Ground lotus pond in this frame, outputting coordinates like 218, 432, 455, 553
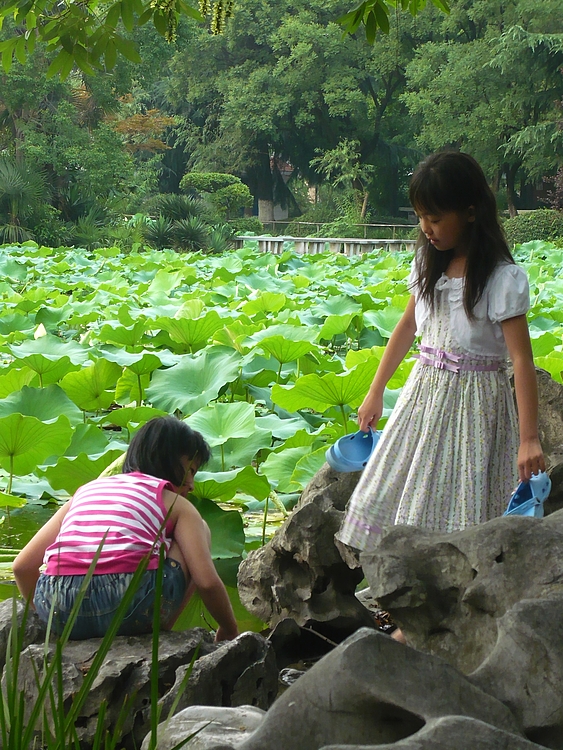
0, 238, 561, 628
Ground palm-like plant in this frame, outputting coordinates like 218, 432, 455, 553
143, 215, 175, 250
173, 216, 210, 252
153, 193, 207, 221
0, 158, 48, 243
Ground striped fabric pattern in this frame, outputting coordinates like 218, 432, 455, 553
337, 278, 519, 552
44, 472, 173, 575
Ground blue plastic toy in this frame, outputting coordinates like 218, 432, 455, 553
504, 471, 551, 518
325, 428, 381, 473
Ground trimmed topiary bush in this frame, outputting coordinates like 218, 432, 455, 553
503, 209, 563, 247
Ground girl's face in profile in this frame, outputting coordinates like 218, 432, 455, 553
417, 208, 474, 253
174, 456, 200, 497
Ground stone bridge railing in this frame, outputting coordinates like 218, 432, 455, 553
233, 235, 417, 256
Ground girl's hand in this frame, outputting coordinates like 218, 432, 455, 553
518, 437, 546, 482
215, 624, 239, 642
357, 390, 383, 433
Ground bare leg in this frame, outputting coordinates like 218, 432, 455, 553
162, 521, 212, 630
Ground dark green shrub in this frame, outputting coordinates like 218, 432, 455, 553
503, 209, 563, 246
229, 217, 264, 235
173, 217, 210, 251
152, 193, 207, 221
143, 215, 175, 250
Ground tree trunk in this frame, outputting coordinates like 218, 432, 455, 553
505, 163, 519, 218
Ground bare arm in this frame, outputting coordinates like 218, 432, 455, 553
501, 314, 545, 481
166, 494, 238, 640
358, 295, 417, 431
12, 501, 71, 604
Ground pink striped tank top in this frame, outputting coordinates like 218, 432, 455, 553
44, 472, 174, 575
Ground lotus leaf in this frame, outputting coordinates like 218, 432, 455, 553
0, 490, 26, 508
204, 428, 273, 472
0, 384, 83, 425
188, 495, 245, 559
97, 320, 148, 348
319, 314, 355, 340
530, 332, 562, 358
156, 310, 227, 353
363, 306, 405, 338
147, 269, 184, 294
271, 358, 379, 413
258, 336, 318, 366
260, 446, 312, 493
192, 466, 270, 502
311, 296, 362, 317
43, 449, 126, 494
101, 405, 168, 428
0, 413, 73, 482
255, 413, 313, 440
60, 359, 123, 411
187, 402, 257, 448
290, 446, 329, 491
241, 292, 287, 315
0, 367, 36, 398
146, 347, 242, 414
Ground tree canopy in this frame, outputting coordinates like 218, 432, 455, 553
0, 0, 449, 75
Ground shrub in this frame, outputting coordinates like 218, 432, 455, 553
503, 209, 563, 247
143, 215, 175, 250
173, 217, 210, 252
229, 217, 264, 235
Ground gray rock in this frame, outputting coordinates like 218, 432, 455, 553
8, 628, 278, 749
237, 464, 371, 630
234, 628, 520, 750
360, 510, 563, 746
320, 715, 545, 749
141, 705, 265, 750
0, 597, 45, 671
159, 631, 278, 717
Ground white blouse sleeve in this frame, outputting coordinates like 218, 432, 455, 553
488, 264, 530, 323
407, 252, 421, 293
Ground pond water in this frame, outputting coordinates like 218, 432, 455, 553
0, 503, 59, 601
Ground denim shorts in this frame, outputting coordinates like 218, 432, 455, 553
34, 558, 186, 640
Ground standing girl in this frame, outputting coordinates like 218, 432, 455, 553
13, 416, 239, 641
337, 151, 545, 552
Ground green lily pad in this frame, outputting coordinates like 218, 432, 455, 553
205, 429, 273, 472
187, 402, 257, 448
0, 385, 83, 426
187, 496, 245, 559
157, 310, 228, 353
260, 446, 312, 493
60, 359, 123, 411
42, 449, 126, 495
0, 367, 36, 399
290, 445, 329, 491
363, 306, 405, 338
0, 413, 73, 477
192, 466, 270, 502
241, 292, 287, 315
146, 348, 242, 415
271, 358, 379, 413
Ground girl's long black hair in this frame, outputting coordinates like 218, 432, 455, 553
123, 416, 211, 486
409, 151, 514, 318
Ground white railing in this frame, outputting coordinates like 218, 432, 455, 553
233, 235, 417, 256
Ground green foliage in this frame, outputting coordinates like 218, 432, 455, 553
143, 215, 175, 250
180, 172, 253, 219
173, 216, 210, 252
504, 210, 563, 247
229, 217, 264, 235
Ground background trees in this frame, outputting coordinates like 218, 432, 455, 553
0, 0, 561, 243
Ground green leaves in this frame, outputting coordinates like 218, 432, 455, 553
338, 0, 449, 44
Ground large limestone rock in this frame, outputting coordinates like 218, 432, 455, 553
227, 628, 523, 750
237, 464, 372, 634
141, 705, 266, 750
360, 510, 563, 746
8, 629, 277, 749
320, 716, 544, 750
